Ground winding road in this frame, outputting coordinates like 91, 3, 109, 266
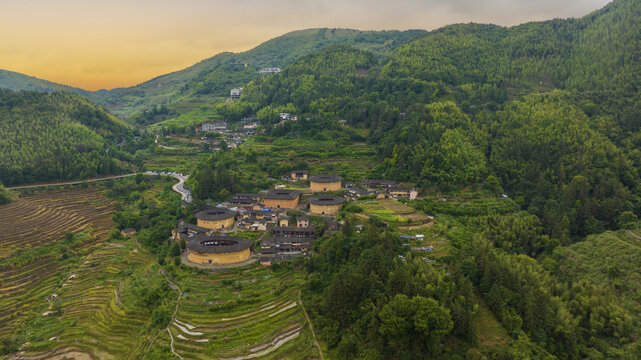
6, 172, 192, 204
6, 173, 137, 190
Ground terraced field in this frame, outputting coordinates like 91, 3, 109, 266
20, 241, 156, 359
168, 265, 320, 359
0, 187, 114, 256
0, 187, 116, 341
2, 185, 321, 359
246, 137, 377, 180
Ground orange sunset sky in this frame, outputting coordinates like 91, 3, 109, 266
0, 0, 610, 91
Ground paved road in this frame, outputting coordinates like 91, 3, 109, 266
172, 175, 192, 203
7, 171, 192, 204
6, 173, 137, 190
144, 171, 191, 203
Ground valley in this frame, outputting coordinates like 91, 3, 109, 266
2, 0, 641, 358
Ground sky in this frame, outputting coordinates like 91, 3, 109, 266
0, 0, 611, 91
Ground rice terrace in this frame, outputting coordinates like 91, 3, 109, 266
0, 183, 320, 359
3, 0, 641, 358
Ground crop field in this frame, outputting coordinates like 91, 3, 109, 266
246, 137, 377, 181
1, 185, 320, 359
17, 240, 156, 359
0, 187, 114, 257
356, 199, 432, 226
168, 265, 320, 359
142, 147, 209, 173
0, 187, 115, 342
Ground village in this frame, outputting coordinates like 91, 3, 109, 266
168, 169, 427, 269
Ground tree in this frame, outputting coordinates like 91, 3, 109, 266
0, 185, 12, 204
486, 175, 502, 193
170, 242, 181, 257
379, 294, 453, 357
425, 128, 486, 188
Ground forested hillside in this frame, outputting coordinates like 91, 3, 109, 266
233, 0, 641, 240
90, 28, 424, 118
0, 90, 132, 186
2, 0, 641, 358
179, 1, 641, 357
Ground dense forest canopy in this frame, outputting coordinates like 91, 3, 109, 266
0, 90, 132, 186
88, 28, 425, 118
184, 2, 641, 357
214, 0, 641, 241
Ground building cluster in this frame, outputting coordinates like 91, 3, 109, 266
172, 174, 343, 267
343, 179, 418, 201
172, 169, 421, 268
198, 122, 227, 132
172, 217, 252, 266
257, 67, 281, 74
279, 113, 298, 121
195, 120, 257, 150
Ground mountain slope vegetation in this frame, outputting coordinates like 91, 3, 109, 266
231, 0, 641, 241
0, 69, 89, 95
3, 0, 641, 358
0, 90, 132, 186
91, 28, 424, 118
181, 1, 641, 357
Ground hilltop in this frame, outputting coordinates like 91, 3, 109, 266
0, 69, 89, 95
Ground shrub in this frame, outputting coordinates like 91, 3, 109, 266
170, 243, 181, 257
0, 185, 12, 204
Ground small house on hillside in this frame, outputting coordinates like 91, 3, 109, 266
200, 122, 227, 132
290, 170, 309, 181
257, 67, 281, 74
121, 228, 136, 237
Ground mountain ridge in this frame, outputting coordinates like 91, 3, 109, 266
0, 28, 426, 118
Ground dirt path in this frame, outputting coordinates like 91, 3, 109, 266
398, 222, 434, 230
298, 291, 324, 360
160, 269, 184, 360
626, 230, 641, 240
7, 173, 137, 190
155, 135, 180, 150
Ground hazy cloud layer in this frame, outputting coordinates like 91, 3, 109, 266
0, 0, 610, 90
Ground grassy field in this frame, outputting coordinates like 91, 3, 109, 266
474, 298, 509, 349
355, 199, 432, 225
141, 146, 210, 173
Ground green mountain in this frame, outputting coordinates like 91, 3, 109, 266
93, 28, 425, 117
0, 89, 132, 186
0, 29, 424, 119
190, 2, 641, 357
235, 0, 641, 236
